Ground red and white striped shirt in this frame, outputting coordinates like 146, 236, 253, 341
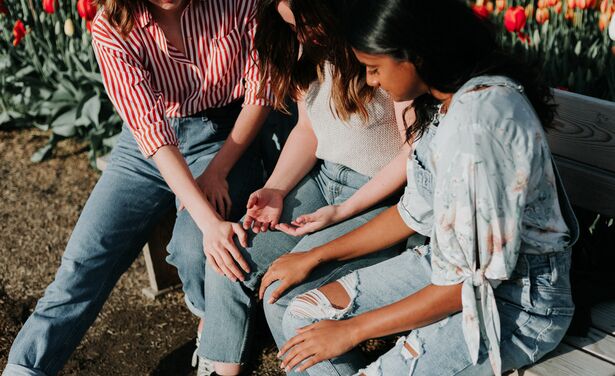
91, 0, 273, 157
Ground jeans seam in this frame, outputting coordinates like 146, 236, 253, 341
532, 318, 554, 361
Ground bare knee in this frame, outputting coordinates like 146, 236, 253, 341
287, 272, 358, 321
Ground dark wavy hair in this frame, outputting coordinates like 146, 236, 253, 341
346, 0, 555, 142
255, 0, 374, 121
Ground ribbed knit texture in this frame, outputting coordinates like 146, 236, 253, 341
305, 63, 402, 177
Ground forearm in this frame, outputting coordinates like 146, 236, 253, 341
263, 123, 318, 196
207, 104, 271, 177
337, 146, 409, 220
152, 145, 220, 230
311, 206, 414, 263
349, 284, 463, 344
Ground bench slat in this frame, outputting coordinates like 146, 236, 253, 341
554, 156, 615, 217
550, 90, 615, 173
513, 344, 615, 376
564, 328, 615, 365
593, 302, 615, 336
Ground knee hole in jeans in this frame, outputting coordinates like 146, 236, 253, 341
288, 272, 359, 320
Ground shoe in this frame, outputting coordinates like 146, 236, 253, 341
192, 331, 215, 376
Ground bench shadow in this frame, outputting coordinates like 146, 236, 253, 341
150, 339, 196, 376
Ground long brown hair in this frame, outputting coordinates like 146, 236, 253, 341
255, 0, 374, 121
95, 0, 140, 38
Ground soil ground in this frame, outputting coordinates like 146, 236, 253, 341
0, 128, 283, 376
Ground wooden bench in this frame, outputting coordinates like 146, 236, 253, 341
512, 90, 615, 375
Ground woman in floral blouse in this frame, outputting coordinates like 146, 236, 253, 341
257, 0, 579, 375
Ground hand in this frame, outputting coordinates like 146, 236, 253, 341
180, 167, 232, 219
275, 205, 345, 236
203, 220, 250, 282
243, 188, 285, 233
259, 251, 320, 303
278, 320, 359, 373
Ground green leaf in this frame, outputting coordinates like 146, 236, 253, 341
51, 108, 78, 137
31, 143, 54, 163
81, 95, 101, 127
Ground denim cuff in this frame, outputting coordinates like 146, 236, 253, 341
2, 364, 48, 376
184, 295, 206, 319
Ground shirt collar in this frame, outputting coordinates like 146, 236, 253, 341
134, 0, 199, 29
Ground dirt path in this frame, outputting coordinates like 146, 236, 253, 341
0, 128, 282, 376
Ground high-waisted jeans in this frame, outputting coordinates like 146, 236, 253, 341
3, 109, 263, 376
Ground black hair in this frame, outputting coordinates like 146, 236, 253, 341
347, 0, 555, 142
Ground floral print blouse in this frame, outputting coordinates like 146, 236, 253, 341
397, 75, 578, 375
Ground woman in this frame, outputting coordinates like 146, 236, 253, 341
191, 0, 412, 374
3, 1, 270, 375
268, 1, 579, 375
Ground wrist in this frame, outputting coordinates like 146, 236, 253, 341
336, 202, 355, 221
308, 246, 332, 266
262, 183, 290, 198
345, 317, 367, 346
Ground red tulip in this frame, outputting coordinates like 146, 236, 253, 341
0, 0, 9, 15
504, 6, 527, 32
13, 20, 26, 46
473, 5, 491, 19
42, 0, 55, 14
77, 0, 97, 21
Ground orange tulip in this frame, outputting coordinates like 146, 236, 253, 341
599, 11, 611, 30
473, 4, 491, 19
496, 0, 507, 12
536, 8, 550, 23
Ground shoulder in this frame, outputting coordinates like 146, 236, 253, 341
440, 79, 544, 156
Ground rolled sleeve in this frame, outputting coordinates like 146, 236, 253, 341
91, 18, 178, 157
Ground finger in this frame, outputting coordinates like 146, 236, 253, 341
283, 343, 314, 371
215, 194, 226, 218
234, 223, 249, 249
297, 355, 321, 373
279, 333, 306, 357
243, 215, 254, 230
269, 281, 291, 304
270, 216, 280, 230
246, 194, 258, 209
207, 253, 225, 277
275, 223, 299, 236
260, 222, 268, 233
252, 220, 263, 234
219, 244, 245, 281
222, 191, 232, 219
295, 322, 317, 334
259, 271, 276, 300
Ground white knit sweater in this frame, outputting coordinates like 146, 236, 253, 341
305, 64, 402, 177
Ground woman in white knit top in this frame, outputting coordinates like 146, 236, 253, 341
193, 1, 412, 374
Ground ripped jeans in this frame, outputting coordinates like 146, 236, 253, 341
282, 246, 574, 375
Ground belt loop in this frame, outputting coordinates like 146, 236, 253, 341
549, 254, 559, 285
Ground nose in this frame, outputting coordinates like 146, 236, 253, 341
366, 71, 379, 88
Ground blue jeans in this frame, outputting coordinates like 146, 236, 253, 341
282, 247, 574, 375
3, 112, 263, 376
197, 161, 402, 364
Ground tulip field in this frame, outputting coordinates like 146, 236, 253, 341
1, 0, 614, 162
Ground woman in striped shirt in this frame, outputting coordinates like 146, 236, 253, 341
2, 1, 272, 376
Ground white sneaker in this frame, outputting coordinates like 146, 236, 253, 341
192, 331, 215, 376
